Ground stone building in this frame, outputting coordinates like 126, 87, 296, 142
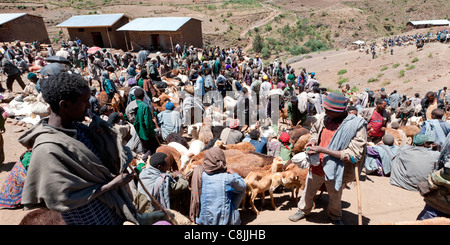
117, 17, 202, 52
0, 13, 50, 43
56, 13, 130, 50
405, 19, 450, 32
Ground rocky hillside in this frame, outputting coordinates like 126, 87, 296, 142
0, 0, 448, 65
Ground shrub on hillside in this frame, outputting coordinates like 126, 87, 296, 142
252, 34, 263, 53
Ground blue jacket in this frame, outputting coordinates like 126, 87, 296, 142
195, 75, 205, 96
196, 172, 246, 225
243, 136, 268, 154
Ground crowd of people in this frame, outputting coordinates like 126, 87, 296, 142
382, 29, 450, 48
0, 35, 449, 226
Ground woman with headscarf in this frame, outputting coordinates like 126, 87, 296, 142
189, 147, 246, 225
279, 132, 293, 161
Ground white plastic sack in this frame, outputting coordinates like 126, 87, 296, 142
291, 152, 310, 169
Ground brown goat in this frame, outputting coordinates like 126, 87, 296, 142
398, 125, 421, 142
96, 90, 110, 108
273, 163, 308, 203
241, 157, 286, 215
279, 108, 288, 124
198, 119, 214, 145
184, 149, 275, 179
385, 127, 409, 146
216, 141, 256, 152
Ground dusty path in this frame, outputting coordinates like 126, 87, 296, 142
239, 3, 282, 53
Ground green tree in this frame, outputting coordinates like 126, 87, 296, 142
252, 34, 263, 53
261, 47, 270, 59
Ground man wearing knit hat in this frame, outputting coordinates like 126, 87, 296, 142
289, 92, 367, 225
157, 101, 182, 141
220, 119, 244, 145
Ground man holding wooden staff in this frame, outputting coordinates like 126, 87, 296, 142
288, 92, 367, 225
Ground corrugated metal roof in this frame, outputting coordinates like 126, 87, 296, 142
117, 17, 195, 32
408, 19, 450, 26
0, 13, 28, 25
56, 13, 125, 28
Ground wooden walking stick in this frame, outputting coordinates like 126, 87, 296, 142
130, 167, 176, 225
354, 164, 363, 225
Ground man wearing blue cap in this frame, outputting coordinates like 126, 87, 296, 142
157, 101, 182, 141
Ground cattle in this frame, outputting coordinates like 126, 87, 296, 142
183, 148, 275, 179
155, 145, 182, 171
292, 133, 311, 154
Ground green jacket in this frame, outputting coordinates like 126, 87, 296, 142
280, 142, 293, 161
134, 100, 155, 140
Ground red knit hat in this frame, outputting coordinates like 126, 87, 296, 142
279, 132, 290, 143
279, 132, 291, 150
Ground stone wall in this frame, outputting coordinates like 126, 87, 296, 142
128, 31, 184, 51
0, 14, 50, 43
64, 16, 130, 50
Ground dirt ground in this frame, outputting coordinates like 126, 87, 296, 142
289, 40, 450, 98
